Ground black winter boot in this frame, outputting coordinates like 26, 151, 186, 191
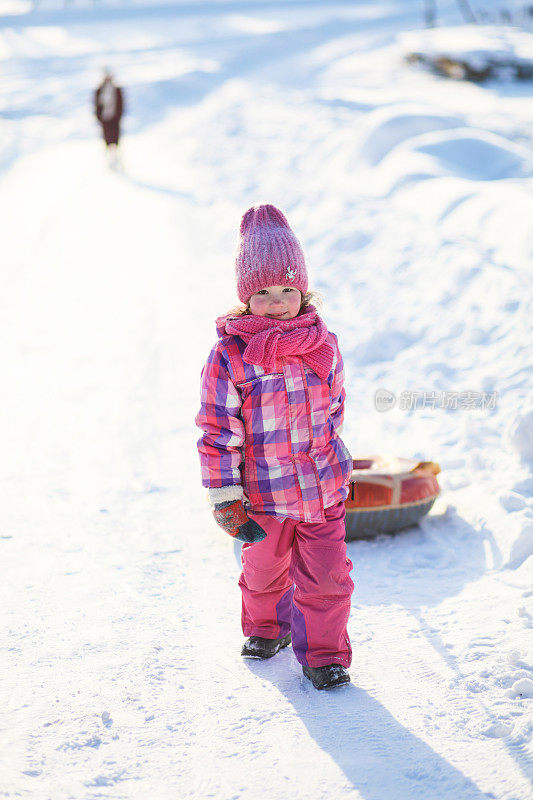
241, 634, 291, 659
302, 664, 350, 690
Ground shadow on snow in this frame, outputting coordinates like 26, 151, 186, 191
244, 655, 490, 800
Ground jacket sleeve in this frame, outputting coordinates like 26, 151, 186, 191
195, 342, 244, 490
329, 334, 346, 435
116, 87, 124, 119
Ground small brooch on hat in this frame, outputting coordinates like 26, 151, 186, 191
285, 266, 296, 281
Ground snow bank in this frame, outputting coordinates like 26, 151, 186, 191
401, 24, 533, 80
509, 403, 533, 461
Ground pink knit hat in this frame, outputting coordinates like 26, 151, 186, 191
235, 204, 308, 303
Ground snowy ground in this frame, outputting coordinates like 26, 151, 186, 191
1, 1, 532, 798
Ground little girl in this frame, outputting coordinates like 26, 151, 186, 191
196, 204, 354, 690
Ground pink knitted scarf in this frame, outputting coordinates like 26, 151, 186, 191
218, 306, 334, 380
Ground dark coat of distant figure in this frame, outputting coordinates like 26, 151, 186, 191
94, 75, 124, 147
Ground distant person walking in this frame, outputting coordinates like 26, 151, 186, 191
94, 70, 124, 168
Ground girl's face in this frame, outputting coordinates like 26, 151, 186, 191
249, 285, 302, 320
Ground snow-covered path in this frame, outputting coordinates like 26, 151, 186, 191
1, 2, 532, 798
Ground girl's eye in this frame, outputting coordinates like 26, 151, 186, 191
283, 287, 293, 293
256, 290, 268, 295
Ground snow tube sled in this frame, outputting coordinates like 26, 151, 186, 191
345, 456, 440, 540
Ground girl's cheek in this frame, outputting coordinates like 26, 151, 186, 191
250, 297, 267, 315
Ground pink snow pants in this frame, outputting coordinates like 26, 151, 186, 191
239, 500, 354, 668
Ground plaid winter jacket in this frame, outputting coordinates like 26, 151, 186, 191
196, 328, 352, 523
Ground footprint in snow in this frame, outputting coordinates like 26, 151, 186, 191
481, 721, 514, 738
101, 711, 113, 727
